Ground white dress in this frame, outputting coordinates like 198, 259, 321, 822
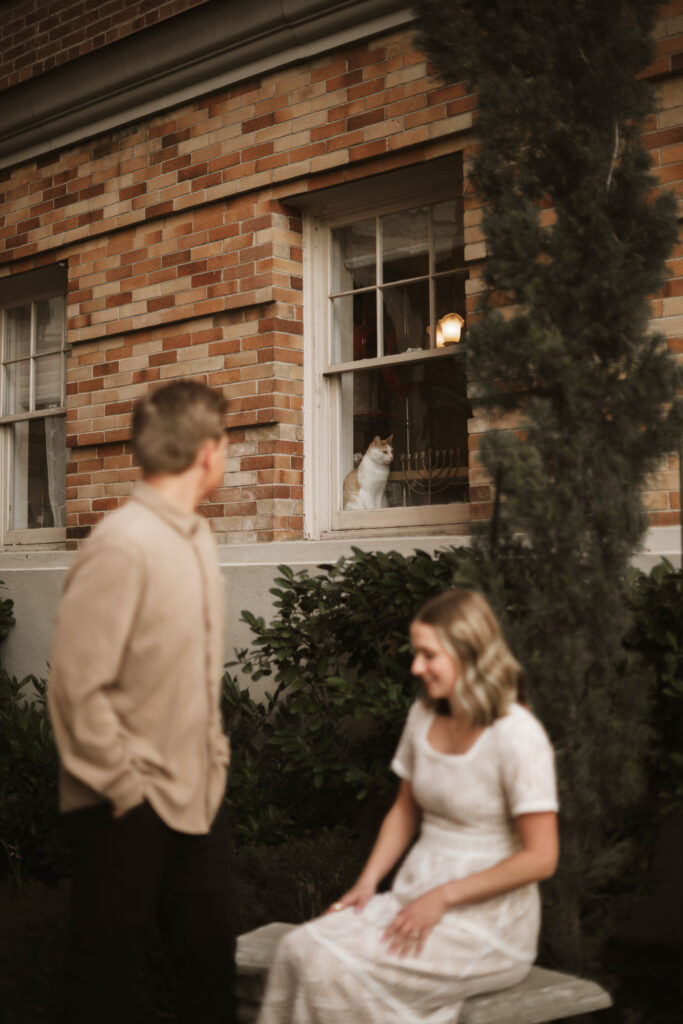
257, 700, 558, 1024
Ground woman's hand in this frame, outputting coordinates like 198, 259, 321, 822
326, 878, 377, 915
382, 887, 448, 956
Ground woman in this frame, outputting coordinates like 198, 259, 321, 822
257, 588, 559, 1024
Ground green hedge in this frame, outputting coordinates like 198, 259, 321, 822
222, 547, 683, 970
1, 551, 681, 973
224, 548, 683, 840
0, 673, 68, 885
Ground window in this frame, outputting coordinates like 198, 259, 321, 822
0, 265, 67, 543
303, 156, 472, 537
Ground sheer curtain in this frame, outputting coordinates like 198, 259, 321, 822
45, 415, 66, 528
10, 422, 29, 529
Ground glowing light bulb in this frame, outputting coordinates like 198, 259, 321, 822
435, 313, 464, 347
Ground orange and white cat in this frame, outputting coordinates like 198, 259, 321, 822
343, 435, 393, 510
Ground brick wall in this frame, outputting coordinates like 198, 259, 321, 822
641, 0, 683, 528
0, 0, 208, 92
0, 25, 477, 544
0, 10, 680, 545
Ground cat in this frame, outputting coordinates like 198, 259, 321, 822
343, 435, 393, 510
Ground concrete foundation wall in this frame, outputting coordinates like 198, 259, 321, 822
0, 526, 679, 683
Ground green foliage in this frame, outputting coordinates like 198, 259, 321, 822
627, 561, 683, 814
1, 549, 679, 988
0, 579, 15, 649
416, 0, 682, 555
222, 545, 489, 844
225, 546, 683, 972
0, 672, 68, 884
414, 0, 682, 973
232, 826, 365, 931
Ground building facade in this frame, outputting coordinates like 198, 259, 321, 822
0, 0, 681, 676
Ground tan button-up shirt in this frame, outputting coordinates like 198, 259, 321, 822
48, 483, 229, 834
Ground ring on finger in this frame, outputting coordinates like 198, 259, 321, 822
410, 931, 420, 940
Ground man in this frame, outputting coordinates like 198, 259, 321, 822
49, 379, 236, 1024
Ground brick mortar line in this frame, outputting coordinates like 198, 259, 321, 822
67, 409, 284, 449
67, 294, 280, 348
0, 134, 464, 275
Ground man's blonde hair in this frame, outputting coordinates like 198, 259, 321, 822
413, 588, 523, 726
132, 380, 227, 475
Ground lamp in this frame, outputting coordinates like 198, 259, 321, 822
435, 312, 464, 347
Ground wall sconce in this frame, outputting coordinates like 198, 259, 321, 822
436, 312, 465, 347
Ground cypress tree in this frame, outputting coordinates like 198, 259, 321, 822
415, 0, 683, 970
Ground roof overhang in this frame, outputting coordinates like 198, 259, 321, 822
0, 0, 415, 172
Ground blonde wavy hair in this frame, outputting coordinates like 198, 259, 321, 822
413, 588, 524, 726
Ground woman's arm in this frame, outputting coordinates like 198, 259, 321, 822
329, 779, 421, 913
444, 811, 559, 905
384, 810, 559, 954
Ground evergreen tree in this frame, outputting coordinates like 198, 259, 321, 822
416, 0, 683, 970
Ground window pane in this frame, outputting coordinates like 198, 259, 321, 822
35, 296, 65, 353
4, 304, 31, 360
4, 359, 30, 415
435, 273, 467, 333
330, 291, 377, 364
433, 200, 464, 272
382, 281, 430, 355
331, 219, 376, 292
35, 353, 62, 409
9, 415, 66, 530
340, 357, 470, 509
381, 207, 429, 283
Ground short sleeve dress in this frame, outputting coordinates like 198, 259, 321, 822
257, 700, 558, 1024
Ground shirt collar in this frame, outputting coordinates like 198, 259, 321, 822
131, 481, 203, 537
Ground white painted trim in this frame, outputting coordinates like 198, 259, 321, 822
303, 213, 325, 540
302, 156, 472, 539
0, 282, 68, 545
3, 528, 67, 546
323, 345, 464, 377
215, 523, 681, 568
0, 525, 678, 572
330, 504, 471, 531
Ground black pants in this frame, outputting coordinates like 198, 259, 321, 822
55, 800, 237, 1024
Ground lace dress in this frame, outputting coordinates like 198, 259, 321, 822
257, 700, 558, 1024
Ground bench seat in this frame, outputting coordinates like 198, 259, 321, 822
235, 922, 613, 1024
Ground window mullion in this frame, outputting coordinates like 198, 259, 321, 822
0, 311, 4, 416
317, 156, 469, 530
29, 301, 36, 412
376, 215, 383, 359
428, 204, 435, 351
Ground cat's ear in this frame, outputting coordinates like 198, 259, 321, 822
384, 434, 393, 443
371, 435, 381, 444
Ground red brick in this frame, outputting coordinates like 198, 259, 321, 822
326, 69, 363, 92
311, 120, 345, 142
133, 368, 161, 383
348, 139, 387, 162
242, 113, 275, 134
348, 78, 386, 102
92, 361, 119, 377
148, 351, 177, 367
347, 109, 384, 132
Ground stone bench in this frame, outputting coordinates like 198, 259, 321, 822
236, 922, 613, 1023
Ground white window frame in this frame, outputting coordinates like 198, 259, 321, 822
0, 265, 68, 546
302, 157, 472, 539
